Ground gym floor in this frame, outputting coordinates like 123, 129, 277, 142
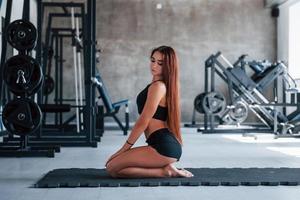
1, 127, 300, 200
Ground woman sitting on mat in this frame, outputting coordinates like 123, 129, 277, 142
105, 46, 193, 178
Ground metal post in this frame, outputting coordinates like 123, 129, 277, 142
204, 59, 209, 130
210, 57, 215, 130
75, 17, 84, 130
54, 34, 59, 125
71, 8, 80, 133
59, 36, 63, 126
0, 0, 13, 106
22, 0, 30, 21
85, 0, 93, 143
91, 0, 96, 140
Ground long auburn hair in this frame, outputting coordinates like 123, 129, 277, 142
151, 46, 182, 145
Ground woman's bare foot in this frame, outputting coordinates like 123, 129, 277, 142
163, 164, 194, 178
162, 164, 177, 177
177, 168, 194, 177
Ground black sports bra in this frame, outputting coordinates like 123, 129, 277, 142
136, 81, 168, 121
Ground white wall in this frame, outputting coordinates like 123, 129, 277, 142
0, 0, 8, 58
277, 0, 300, 63
288, 1, 300, 78
277, 0, 300, 114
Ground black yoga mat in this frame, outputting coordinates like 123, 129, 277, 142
34, 168, 300, 187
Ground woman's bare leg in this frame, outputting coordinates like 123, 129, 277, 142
116, 164, 193, 178
106, 146, 193, 178
115, 167, 167, 178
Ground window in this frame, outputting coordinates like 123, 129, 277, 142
289, 1, 300, 78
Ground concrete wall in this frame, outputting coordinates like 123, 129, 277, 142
96, 0, 276, 122
50, 0, 276, 123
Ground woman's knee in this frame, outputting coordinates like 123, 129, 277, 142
105, 156, 126, 176
106, 164, 118, 178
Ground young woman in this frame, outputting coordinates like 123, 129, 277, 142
105, 46, 193, 178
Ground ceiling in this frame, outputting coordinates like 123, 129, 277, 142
264, 0, 289, 7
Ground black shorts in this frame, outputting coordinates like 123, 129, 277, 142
146, 128, 182, 161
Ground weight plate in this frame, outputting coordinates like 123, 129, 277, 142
43, 75, 55, 95
229, 101, 248, 123
5, 19, 37, 51
194, 93, 206, 113
29, 76, 44, 96
2, 98, 42, 135
3, 55, 43, 96
202, 91, 226, 115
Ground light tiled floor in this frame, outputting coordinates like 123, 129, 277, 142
1, 127, 300, 200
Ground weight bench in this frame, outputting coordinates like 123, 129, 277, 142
92, 74, 129, 135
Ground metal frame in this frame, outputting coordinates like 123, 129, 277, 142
0, 0, 57, 157
2, 0, 99, 148
35, 1, 97, 146
197, 52, 300, 136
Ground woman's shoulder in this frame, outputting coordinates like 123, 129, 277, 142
148, 81, 166, 93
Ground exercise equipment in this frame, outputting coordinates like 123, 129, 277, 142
71, 7, 80, 133
5, 19, 37, 51
42, 75, 55, 95
197, 52, 300, 136
0, 106, 5, 134
2, 98, 42, 135
1, 0, 127, 152
3, 55, 43, 96
40, 104, 71, 113
194, 93, 205, 113
33, 2, 100, 147
92, 72, 130, 135
0, 0, 58, 157
201, 91, 226, 115
34, 168, 300, 187
2, 1, 110, 148
228, 101, 248, 124
74, 11, 85, 131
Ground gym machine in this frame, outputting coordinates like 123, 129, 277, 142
189, 52, 300, 137
92, 69, 130, 136
2, 1, 99, 147
40, 3, 129, 137
40, 5, 129, 136
1, 1, 130, 150
0, 0, 99, 150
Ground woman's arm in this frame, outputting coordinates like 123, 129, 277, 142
105, 82, 166, 166
122, 82, 166, 150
